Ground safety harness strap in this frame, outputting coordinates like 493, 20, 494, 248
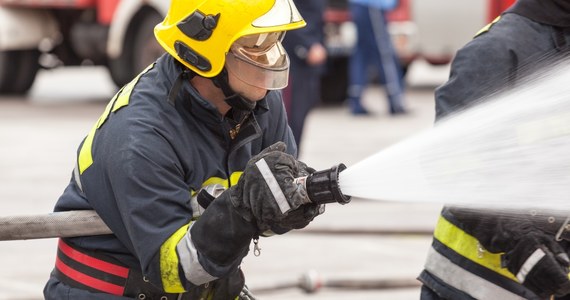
54, 239, 190, 299
55, 239, 128, 295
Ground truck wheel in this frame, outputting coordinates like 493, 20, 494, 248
108, 11, 164, 87
0, 49, 40, 94
131, 13, 164, 77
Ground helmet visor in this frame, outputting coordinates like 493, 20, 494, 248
226, 33, 289, 90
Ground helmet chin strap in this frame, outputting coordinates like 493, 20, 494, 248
212, 68, 261, 112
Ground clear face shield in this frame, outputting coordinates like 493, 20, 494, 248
225, 31, 290, 90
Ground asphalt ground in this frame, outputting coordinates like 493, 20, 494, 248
0, 61, 449, 299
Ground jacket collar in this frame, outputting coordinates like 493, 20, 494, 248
507, 0, 570, 28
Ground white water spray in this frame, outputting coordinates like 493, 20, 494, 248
339, 60, 570, 211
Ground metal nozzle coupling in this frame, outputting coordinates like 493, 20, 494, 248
296, 163, 351, 205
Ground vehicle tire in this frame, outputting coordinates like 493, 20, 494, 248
108, 10, 164, 88
0, 49, 40, 95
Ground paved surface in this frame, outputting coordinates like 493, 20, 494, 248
0, 61, 449, 299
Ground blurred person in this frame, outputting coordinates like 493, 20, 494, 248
418, 0, 570, 299
282, 0, 327, 150
347, 0, 407, 115
43, 1, 327, 299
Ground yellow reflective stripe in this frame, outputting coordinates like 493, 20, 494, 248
78, 92, 120, 174
77, 63, 155, 174
202, 177, 229, 189
78, 124, 98, 175
112, 63, 155, 112
154, 171, 244, 294
433, 215, 517, 281
229, 171, 243, 186
199, 172, 243, 190
475, 16, 501, 37
160, 223, 191, 293
97, 93, 120, 129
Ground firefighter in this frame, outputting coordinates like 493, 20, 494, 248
418, 0, 570, 299
43, 0, 324, 299
282, 0, 327, 150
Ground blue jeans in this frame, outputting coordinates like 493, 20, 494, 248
348, 3, 406, 114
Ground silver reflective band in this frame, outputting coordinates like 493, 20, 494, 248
424, 248, 526, 300
516, 248, 545, 283
191, 184, 226, 219
190, 196, 206, 220
255, 158, 291, 214
177, 223, 218, 285
73, 164, 83, 192
252, 0, 303, 27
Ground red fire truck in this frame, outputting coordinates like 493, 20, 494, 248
0, 0, 516, 97
0, 0, 166, 94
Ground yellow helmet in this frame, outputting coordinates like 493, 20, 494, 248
154, 0, 306, 78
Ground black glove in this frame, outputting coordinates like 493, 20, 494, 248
188, 142, 322, 289
266, 160, 324, 234
447, 206, 570, 298
186, 267, 245, 300
191, 192, 256, 279
230, 141, 323, 234
267, 202, 324, 234
502, 232, 570, 299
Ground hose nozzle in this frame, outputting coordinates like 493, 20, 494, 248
296, 163, 351, 205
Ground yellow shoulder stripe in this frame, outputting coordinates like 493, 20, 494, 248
77, 63, 155, 174
475, 16, 501, 38
78, 92, 120, 174
112, 63, 155, 113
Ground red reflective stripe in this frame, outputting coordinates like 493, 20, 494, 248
56, 256, 125, 296
58, 239, 129, 278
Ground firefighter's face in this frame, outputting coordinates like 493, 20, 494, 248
223, 32, 289, 102
227, 71, 268, 102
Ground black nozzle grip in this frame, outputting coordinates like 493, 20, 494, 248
305, 163, 351, 205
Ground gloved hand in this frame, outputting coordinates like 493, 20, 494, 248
186, 267, 245, 300
229, 141, 323, 234
502, 232, 570, 299
448, 206, 570, 298
188, 142, 322, 291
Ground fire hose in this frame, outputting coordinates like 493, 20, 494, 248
0, 163, 427, 294
0, 210, 427, 294
2, 162, 567, 294
0, 210, 111, 241
0, 163, 434, 241
0, 164, 351, 241
250, 270, 421, 295
299, 276, 421, 291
